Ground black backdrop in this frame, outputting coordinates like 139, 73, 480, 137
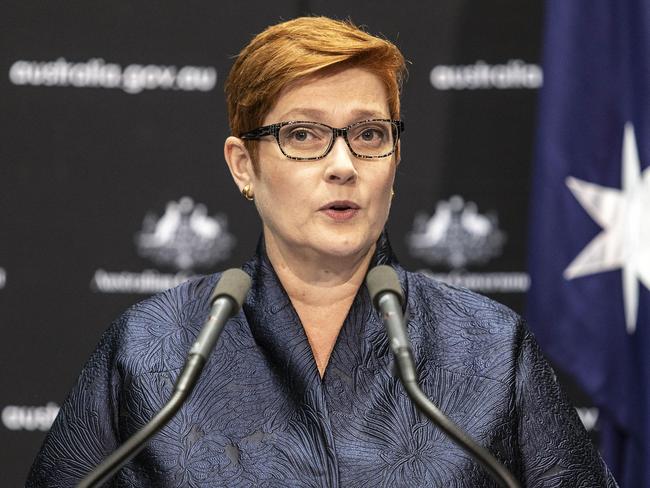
2, 2, 595, 485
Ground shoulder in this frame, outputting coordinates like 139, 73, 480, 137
103, 273, 221, 375
403, 268, 521, 331
402, 268, 524, 383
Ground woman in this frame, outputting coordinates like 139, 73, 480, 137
28, 17, 616, 487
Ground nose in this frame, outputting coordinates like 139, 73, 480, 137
323, 136, 358, 184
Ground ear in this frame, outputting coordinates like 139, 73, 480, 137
224, 136, 256, 191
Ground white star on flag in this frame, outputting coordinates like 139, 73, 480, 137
564, 122, 650, 334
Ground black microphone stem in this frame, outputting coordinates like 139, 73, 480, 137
368, 266, 521, 488
76, 353, 206, 487
393, 347, 521, 488
77, 267, 251, 488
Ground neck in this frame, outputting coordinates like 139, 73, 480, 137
263, 231, 375, 308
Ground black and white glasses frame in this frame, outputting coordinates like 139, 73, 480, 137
239, 119, 405, 161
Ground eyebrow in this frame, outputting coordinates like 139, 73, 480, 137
277, 107, 390, 122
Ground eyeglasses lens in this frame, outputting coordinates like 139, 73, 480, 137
278, 121, 397, 159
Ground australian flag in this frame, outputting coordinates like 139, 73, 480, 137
527, 0, 650, 486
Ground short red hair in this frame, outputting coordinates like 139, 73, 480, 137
225, 16, 407, 168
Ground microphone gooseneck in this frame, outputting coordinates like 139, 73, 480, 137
366, 265, 521, 488
77, 268, 252, 488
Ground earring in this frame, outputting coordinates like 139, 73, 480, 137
241, 184, 254, 201
391, 188, 395, 199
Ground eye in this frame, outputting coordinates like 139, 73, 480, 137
360, 128, 383, 141
290, 129, 311, 142
284, 126, 324, 143
280, 123, 331, 150
352, 123, 389, 145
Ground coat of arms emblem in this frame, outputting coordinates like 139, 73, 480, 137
407, 195, 505, 268
135, 196, 235, 271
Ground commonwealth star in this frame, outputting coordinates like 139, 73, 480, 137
564, 122, 650, 333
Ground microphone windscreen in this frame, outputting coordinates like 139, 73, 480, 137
209, 268, 252, 310
366, 265, 404, 307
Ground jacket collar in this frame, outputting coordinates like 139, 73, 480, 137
239, 231, 403, 395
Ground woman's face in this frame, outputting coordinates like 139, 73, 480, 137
240, 67, 397, 261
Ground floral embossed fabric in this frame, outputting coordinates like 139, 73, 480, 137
27, 235, 617, 487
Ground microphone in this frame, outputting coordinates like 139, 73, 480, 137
78, 268, 252, 488
366, 265, 521, 488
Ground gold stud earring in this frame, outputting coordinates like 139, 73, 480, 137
242, 184, 254, 201
391, 188, 395, 199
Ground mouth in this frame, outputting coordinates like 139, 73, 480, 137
319, 201, 361, 221
320, 200, 360, 211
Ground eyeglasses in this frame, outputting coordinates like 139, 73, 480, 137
239, 119, 404, 161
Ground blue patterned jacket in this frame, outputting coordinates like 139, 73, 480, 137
27, 236, 617, 487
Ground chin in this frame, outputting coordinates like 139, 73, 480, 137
311, 233, 374, 259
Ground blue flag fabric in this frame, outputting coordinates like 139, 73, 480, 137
527, 0, 650, 486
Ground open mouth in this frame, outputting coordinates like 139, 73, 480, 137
320, 201, 360, 221
322, 200, 360, 210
